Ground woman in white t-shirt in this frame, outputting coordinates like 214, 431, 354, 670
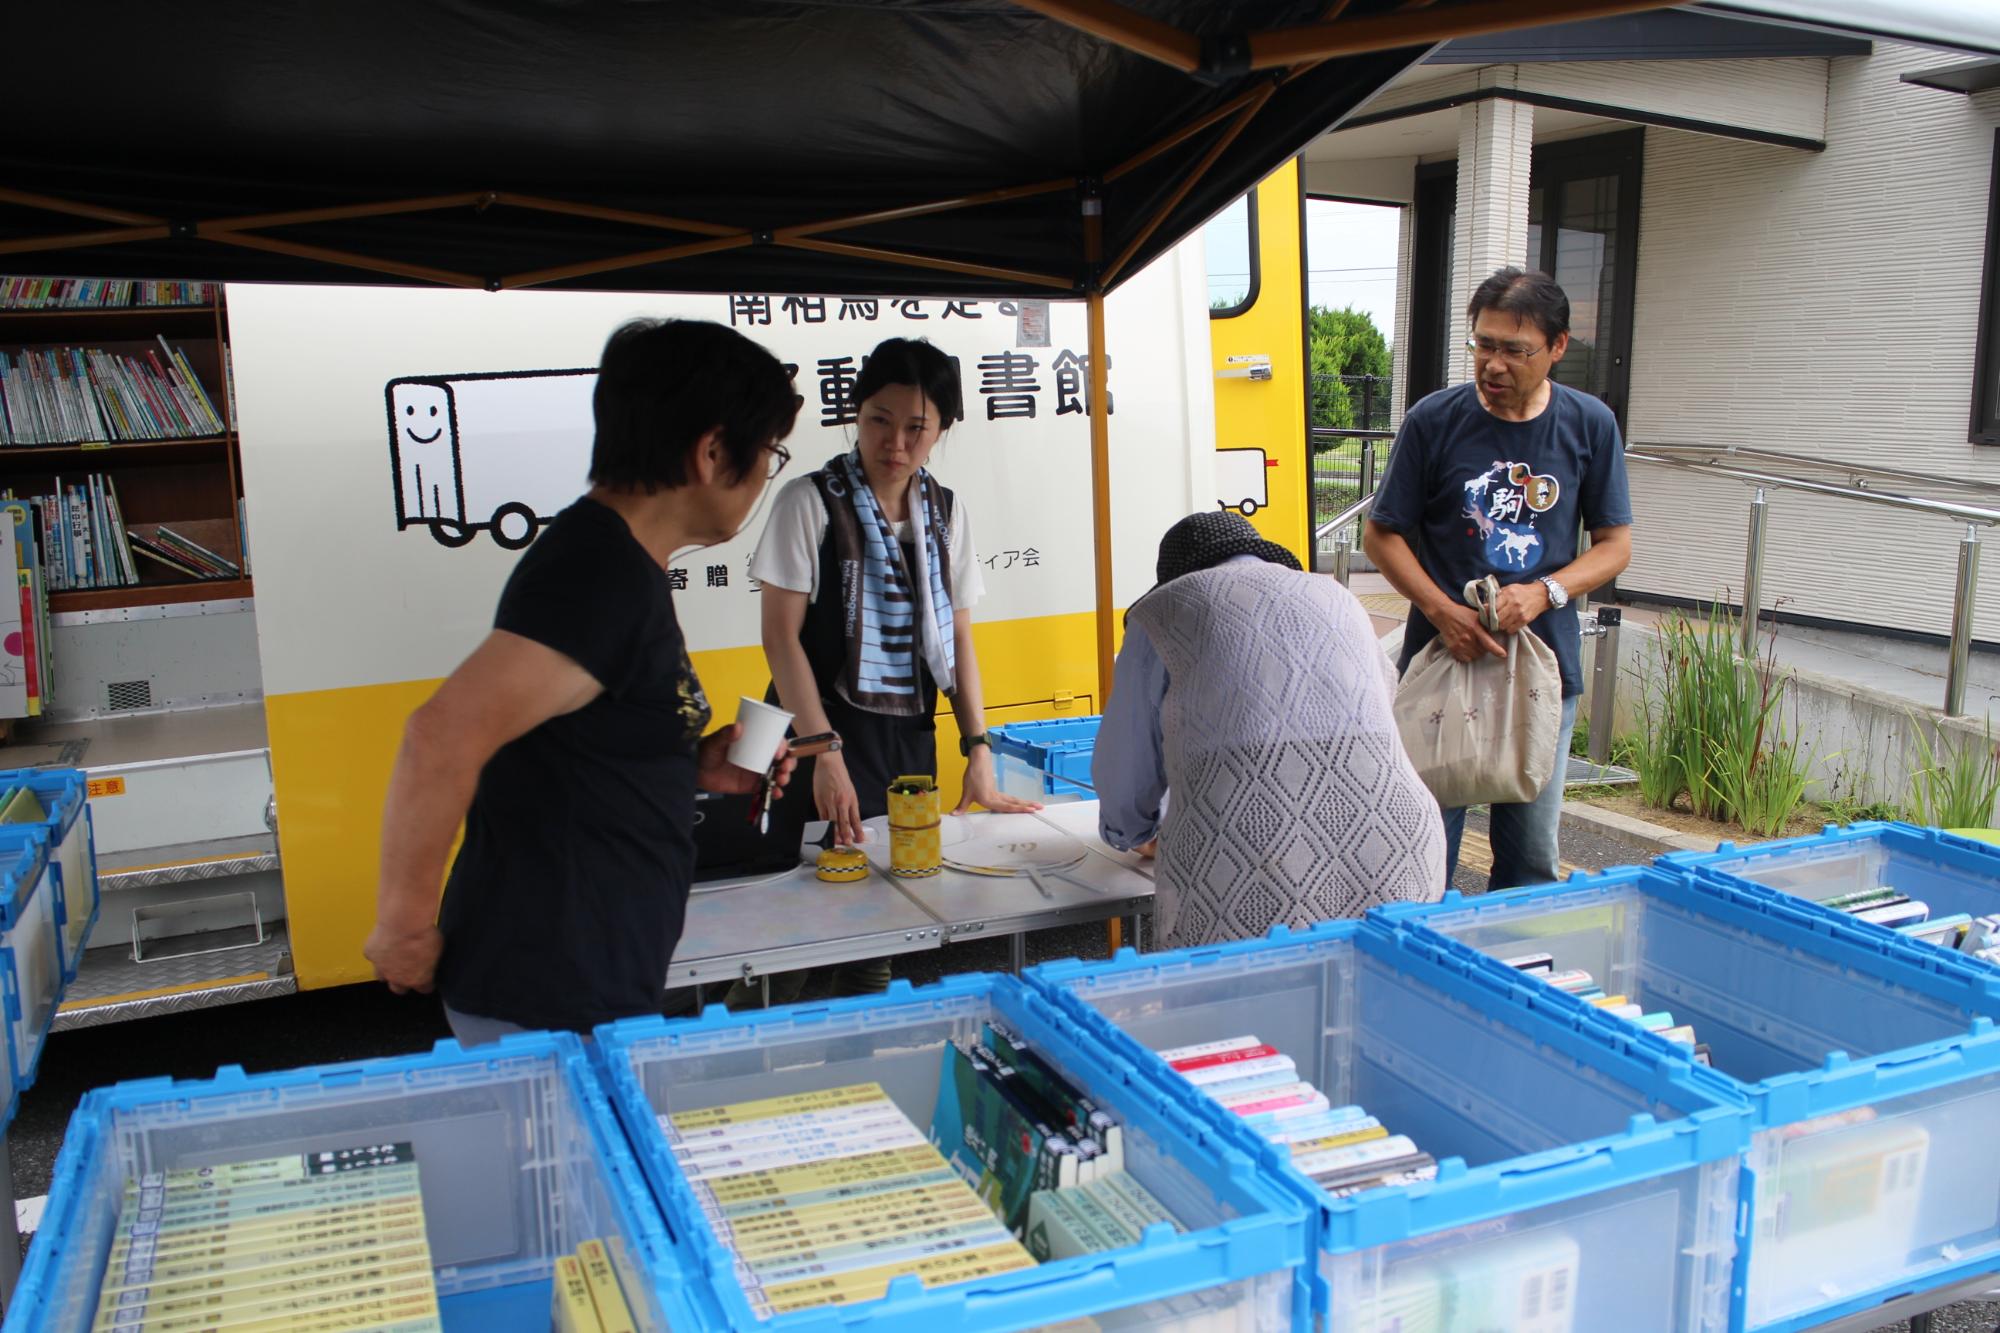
750, 337, 1040, 896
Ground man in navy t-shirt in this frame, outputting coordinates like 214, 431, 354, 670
1365, 268, 1633, 890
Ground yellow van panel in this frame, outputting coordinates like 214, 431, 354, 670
272, 612, 1104, 990
1209, 160, 1308, 564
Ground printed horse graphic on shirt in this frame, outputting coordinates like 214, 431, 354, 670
1497, 529, 1541, 567
1463, 502, 1497, 540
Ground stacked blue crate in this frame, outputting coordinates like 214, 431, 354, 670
596, 972, 1316, 1333
4, 1031, 692, 1333
990, 716, 1099, 801
1028, 918, 1749, 1333
0, 824, 58, 1123
1374, 865, 2000, 1332
1667, 819, 2000, 969
0, 768, 96, 982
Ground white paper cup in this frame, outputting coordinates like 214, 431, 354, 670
727, 696, 794, 771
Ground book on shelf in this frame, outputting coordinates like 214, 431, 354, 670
0, 338, 225, 445
0, 501, 47, 719
0, 278, 216, 310
0, 473, 248, 593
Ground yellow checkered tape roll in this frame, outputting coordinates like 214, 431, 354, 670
815, 846, 869, 883
887, 775, 942, 878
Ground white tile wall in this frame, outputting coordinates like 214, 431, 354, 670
1622, 45, 2000, 638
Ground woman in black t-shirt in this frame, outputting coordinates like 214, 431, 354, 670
363, 319, 803, 1041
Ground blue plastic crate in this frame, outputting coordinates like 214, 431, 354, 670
1667, 820, 2000, 962
596, 972, 1314, 1333
991, 716, 1099, 801
0, 769, 98, 982
4, 1031, 696, 1333
1028, 918, 1748, 1333
1375, 865, 2000, 1332
0, 824, 58, 1113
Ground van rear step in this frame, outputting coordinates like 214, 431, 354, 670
53, 923, 295, 1031
97, 833, 279, 890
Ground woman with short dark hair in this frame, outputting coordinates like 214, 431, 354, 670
365, 318, 803, 1042
745, 337, 1039, 999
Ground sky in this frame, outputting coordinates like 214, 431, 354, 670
1305, 198, 1401, 339
1205, 196, 1403, 343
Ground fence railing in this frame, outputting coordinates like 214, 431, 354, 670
1626, 443, 2000, 717
1310, 427, 1389, 565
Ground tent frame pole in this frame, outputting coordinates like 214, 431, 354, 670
1103, 82, 1276, 286
1007, 0, 1201, 72
1247, 0, 1670, 67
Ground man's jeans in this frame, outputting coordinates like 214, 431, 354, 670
1442, 694, 1577, 891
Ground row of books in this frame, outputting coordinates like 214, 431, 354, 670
551, 1239, 640, 1333
0, 501, 51, 718
1161, 1036, 1441, 1198
4, 477, 241, 592
666, 1081, 1035, 1317
0, 279, 217, 310
91, 1143, 442, 1332
1502, 953, 1714, 1065
931, 1022, 1127, 1231
1023, 1171, 1180, 1261
0, 341, 225, 445
1814, 884, 2000, 965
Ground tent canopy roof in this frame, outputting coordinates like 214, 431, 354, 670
0, 0, 1659, 298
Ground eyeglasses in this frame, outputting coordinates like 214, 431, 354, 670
763, 443, 792, 480
1466, 335, 1546, 362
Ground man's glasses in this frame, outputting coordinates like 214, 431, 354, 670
1466, 335, 1546, 362
764, 443, 792, 480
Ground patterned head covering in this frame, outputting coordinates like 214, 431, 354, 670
1154, 511, 1302, 585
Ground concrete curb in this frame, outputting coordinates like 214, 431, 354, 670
1560, 799, 1720, 856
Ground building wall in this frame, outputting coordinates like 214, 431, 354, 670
1622, 43, 2000, 639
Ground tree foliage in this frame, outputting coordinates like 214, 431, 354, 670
1308, 306, 1391, 431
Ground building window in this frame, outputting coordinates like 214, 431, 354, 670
1206, 192, 1260, 318
1974, 129, 2000, 445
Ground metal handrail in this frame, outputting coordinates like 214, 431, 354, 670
1626, 448, 1987, 715
1630, 441, 2000, 502
1625, 450, 2000, 526
1314, 494, 1374, 542
1310, 427, 1394, 441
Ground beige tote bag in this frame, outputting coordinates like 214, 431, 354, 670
1392, 576, 1563, 809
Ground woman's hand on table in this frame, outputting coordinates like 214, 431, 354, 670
954, 747, 1043, 816
1134, 838, 1158, 860
814, 749, 867, 847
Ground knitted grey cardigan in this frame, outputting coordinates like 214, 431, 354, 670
1128, 561, 1446, 948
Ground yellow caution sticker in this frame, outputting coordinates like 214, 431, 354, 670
87, 777, 126, 798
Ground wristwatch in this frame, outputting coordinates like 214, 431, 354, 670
959, 732, 990, 757
1538, 576, 1570, 610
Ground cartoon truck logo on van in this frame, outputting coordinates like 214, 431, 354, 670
386, 368, 597, 549
1216, 447, 1278, 517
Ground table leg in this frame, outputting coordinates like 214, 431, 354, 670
1909, 1314, 1932, 1333
1010, 932, 1027, 975
0, 1133, 20, 1308
760, 974, 772, 1009
1106, 919, 1122, 954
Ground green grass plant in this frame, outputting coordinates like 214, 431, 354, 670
1906, 713, 2000, 829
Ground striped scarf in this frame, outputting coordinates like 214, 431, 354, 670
818, 451, 956, 715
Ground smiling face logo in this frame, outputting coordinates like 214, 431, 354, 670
388, 380, 462, 523
395, 382, 449, 446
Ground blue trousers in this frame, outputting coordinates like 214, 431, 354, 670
1442, 695, 1578, 891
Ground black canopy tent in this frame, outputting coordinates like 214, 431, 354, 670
0, 0, 1673, 699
